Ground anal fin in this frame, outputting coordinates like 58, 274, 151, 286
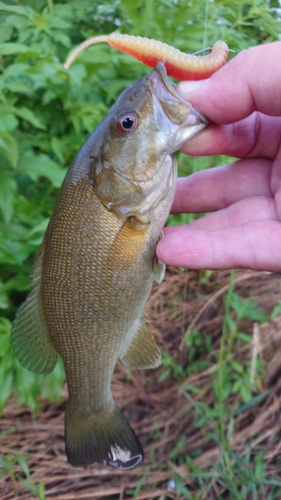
11, 239, 58, 374
120, 316, 161, 369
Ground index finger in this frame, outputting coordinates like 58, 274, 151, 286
177, 41, 281, 124
171, 158, 272, 214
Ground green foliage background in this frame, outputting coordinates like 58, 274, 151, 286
0, 0, 280, 412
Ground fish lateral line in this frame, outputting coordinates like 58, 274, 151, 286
64, 33, 229, 81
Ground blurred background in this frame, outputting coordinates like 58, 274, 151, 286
1, 0, 281, 498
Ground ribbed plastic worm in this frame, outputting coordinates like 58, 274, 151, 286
64, 33, 229, 80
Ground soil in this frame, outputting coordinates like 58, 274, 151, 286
1, 268, 281, 499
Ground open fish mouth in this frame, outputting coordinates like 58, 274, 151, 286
149, 62, 190, 104
148, 61, 209, 126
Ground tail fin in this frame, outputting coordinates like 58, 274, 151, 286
65, 403, 143, 470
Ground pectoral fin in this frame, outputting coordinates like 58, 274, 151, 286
11, 239, 58, 374
120, 316, 161, 369
110, 216, 149, 270
153, 230, 166, 284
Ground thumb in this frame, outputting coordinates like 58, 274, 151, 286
177, 41, 281, 124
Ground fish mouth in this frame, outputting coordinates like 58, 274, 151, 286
148, 62, 209, 126
149, 62, 190, 105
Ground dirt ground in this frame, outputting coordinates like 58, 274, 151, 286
1, 268, 281, 499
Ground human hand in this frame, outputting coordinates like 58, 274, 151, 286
157, 41, 281, 272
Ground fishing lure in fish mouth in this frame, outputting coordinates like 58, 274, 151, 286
64, 32, 229, 80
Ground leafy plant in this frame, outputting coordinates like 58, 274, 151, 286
0, 451, 46, 499
1, 0, 281, 498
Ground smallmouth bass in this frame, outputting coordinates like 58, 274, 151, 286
11, 63, 207, 470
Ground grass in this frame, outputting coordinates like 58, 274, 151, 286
2, 268, 281, 498
0, 452, 46, 500
173, 271, 281, 499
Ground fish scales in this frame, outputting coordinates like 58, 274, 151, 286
11, 63, 208, 470
45, 177, 153, 410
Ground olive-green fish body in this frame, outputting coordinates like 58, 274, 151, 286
11, 64, 207, 470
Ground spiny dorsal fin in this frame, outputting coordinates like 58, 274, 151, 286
121, 316, 161, 369
11, 239, 58, 374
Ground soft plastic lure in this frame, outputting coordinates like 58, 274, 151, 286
64, 33, 229, 80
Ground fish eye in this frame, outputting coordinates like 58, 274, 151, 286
115, 112, 138, 135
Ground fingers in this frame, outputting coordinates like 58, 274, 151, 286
162, 42, 281, 273
177, 41, 281, 123
157, 220, 281, 272
166, 196, 277, 233
180, 114, 281, 159
171, 159, 272, 213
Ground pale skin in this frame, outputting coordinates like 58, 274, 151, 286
156, 41, 281, 272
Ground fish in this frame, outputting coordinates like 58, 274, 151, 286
11, 62, 208, 470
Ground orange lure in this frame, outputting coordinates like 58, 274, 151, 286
64, 33, 229, 80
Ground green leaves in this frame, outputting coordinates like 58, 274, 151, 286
14, 107, 46, 130
19, 153, 66, 188
0, 132, 18, 169
0, 43, 31, 55
231, 293, 269, 323
0, 0, 279, 420
0, 170, 17, 224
